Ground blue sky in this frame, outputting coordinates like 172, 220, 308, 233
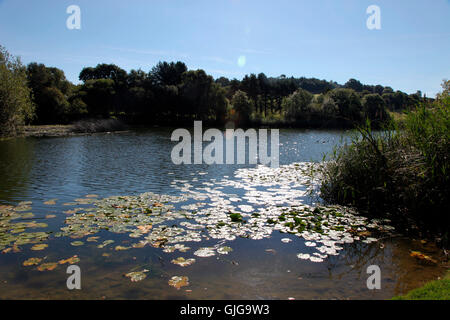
0, 0, 449, 97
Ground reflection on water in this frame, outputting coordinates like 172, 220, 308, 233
0, 129, 446, 299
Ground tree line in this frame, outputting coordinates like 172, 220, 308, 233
1, 45, 432, 136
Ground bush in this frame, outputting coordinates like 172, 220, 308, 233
320, 96, 449, 245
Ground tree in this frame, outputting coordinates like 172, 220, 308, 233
345, 78, 364, 92
0, 46, 35, 136
257, 73, 270, 116
328, 88, 363, 123
27, 63, 73, 123
241, 74, 260, 112
436, 79, 449, 100
79, 79, 115, 117
215, 77, 230, 87
362, 94, 388, 123
79, 64, 127, 84
282, 88, 313, 121
149, 61, 187, 87
231, 90, 252, 126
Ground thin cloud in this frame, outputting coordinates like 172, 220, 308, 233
202, 56, 234, 65
104, 46, 189, 59
236, 48, 272, 55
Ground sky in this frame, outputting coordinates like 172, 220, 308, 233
0, 0, 449, 97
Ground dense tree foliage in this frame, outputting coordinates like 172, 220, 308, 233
0, 45, 434, 134
0, 46, 35, 136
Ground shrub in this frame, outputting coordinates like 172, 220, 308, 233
320, 95, 449, 245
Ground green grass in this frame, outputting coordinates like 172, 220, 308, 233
392, 277, 450, 300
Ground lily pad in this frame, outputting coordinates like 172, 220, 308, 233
23, 257, 43, 266
217, 246, 233, 255
194, 247, 216, 258
37, 262, 58, 271
31, 244, 48, 251
168, 276, 189, 290
115, 245, 130, 251
58, 255, 80, 264
171, 257, 196, 267
70, 241, 84, 246
125, 270, 148, 282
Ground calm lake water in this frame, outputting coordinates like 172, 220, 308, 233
0, 128, 446, 299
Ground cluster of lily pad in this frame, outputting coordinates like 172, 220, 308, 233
1, 162, 397, 288
0, 202, 50, 254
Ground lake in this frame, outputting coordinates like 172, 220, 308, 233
0, 128, 445, 299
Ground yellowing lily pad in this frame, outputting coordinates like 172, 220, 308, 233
37, 262, 58, 271
115, 245, 130, 251
137, 225, 152, 233
31, 244, 48, 251
168, 276, 189, 290
70, 241, 84, 246
58, 255, 80, 265
43, 199, 57, 205
23, 257, 43, 266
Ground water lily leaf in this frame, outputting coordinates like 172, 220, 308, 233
194, 247, 215, 258
85, 194, 98, 198
45, 214, 56, 219
168, 276, 189, 290
31, 244, 48, 251
98, 240, 114, 249
171, 257, 196, 267
87, 236, 100, 242
58, 255, 80, 264
23, 257, 43, 266
70, 241, 84, 246
297, 253, 310, 260
43, 199, 57, 205
132, 241, 147, 248
137, 225, 152, 233
37, 262, 58, 271
217, 246, 233, 255
125, 270, 148, 282
115, 245, 130, 251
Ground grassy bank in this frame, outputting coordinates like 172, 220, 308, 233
392, 271, 450, 300
319, 96, 450, 246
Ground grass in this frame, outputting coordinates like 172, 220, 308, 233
392, 271, 450, 300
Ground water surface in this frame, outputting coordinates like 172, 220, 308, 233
0, 129, 445, 299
